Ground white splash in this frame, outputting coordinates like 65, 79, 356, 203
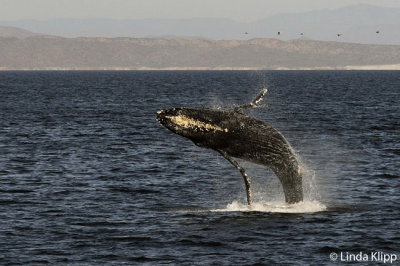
211, 200, 327, 213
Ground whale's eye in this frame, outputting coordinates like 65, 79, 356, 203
166, 115, 228, 132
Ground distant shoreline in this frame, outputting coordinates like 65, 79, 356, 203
1, 64, 400, 71
2, 36, 400, 71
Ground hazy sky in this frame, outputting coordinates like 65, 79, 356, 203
1, 0, 400, 21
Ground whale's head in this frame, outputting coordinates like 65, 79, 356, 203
157, 107, 232, 148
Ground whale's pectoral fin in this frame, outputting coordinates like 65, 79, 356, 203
217, 149, 252, 206
234, 88, 268, 112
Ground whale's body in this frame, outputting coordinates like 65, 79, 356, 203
157, 90, 303, 204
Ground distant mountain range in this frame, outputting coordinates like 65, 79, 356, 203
1, 35, 400, 70
0, 25, 39, 38
1, 4, 400, 44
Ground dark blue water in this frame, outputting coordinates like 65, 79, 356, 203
0, 71, 399, 264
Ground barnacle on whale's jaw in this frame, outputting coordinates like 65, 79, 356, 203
165, 115, 228, 132
157, 108, 228, 134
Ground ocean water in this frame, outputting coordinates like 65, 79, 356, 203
0, 70, 399, 264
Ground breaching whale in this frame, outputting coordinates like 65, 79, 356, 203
157, 89, 303, 205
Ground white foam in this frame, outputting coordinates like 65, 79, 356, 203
211, 200, 327, 213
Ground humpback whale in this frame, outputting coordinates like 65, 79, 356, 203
157, 89, 303, 205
